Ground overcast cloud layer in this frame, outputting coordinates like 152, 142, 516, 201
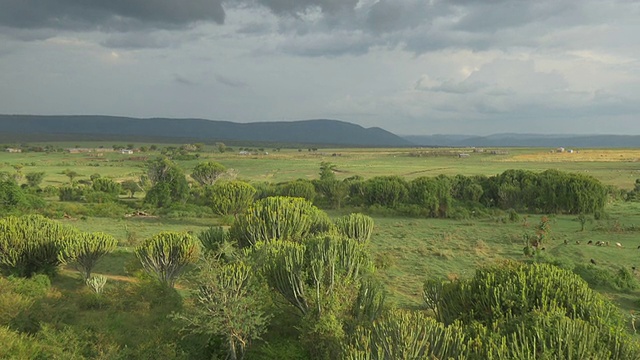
1, 0, 638, 135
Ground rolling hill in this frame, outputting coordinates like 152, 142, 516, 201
0, 115, 412, 147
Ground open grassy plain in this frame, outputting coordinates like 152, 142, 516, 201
3, 144, 640, 188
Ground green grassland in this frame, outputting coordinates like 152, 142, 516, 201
3, 145, 640, 188
3, 143, 640, 357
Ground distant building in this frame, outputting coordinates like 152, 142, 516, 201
556, 147, 565, 153
120, 149, 134, 155
67, 148, 93, 153
5, 148, 22, 153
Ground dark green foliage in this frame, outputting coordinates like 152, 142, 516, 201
451, 174, 485, 203
483, 169, 607, 214
92, 177, 121, 195
277, 179, 317, 202
334, 213, 374, 243
408, 176, 452, 218
135, 231, 200, 288
58, 185, 84, 202
121, 179, 142, 199
144, 157, 189, 207
315, 179, 349, 209
86, 177, 121, 203
626, 179, 640, 201
62, 169, 81, 184
363, 176, 409, 208
0, 215, 79, 277
25, 172, 45, 188
0, 179, 27, 211
208, 181, 256, 216
319, 162, 337, 182
231, 196, 320, 247
144, 182, 173, 208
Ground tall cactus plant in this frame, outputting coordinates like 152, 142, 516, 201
334, 213, 374, 243
231, 196, 320, 247
64, 232, 117, 281
135, 231, 200, 288
258, 234, 374, 317
0, 215, 78, 277
208, 181, 256, 216
344, 310, 469, 360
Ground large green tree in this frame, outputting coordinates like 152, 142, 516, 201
144, 158, 189, 207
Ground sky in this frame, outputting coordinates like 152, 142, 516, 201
0, 0, 639, 136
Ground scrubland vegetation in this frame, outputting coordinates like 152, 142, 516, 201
2, 142, 640, 359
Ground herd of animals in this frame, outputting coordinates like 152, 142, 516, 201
562, 239, 632, 267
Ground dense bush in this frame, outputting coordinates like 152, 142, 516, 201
0, 179, 27, 212
277, 179, 317, 202
144, 157, 189, 207
0, 215, 79, 277
408, 176, 452, 218
58, 185, 84, 202
208, 181, 256, 216
363, 176, 408, 208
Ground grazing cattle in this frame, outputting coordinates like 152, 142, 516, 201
595, 241, 602, 246
616, 242, 623, 248
587, 240, 593, 245
605, 241, 610, 246
590, 259, 597, 265
576, 240, 581, 245
563, 239, 568, 245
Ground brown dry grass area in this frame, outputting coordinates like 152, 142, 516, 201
504, 149, 640, 162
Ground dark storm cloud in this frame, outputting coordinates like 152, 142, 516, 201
0, 0, 225, 31
250, 0, 360, 16
365, 0, 448, 33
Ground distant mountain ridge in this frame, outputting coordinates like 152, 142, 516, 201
404, 133, 640, 148
0, 115, 412, 147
